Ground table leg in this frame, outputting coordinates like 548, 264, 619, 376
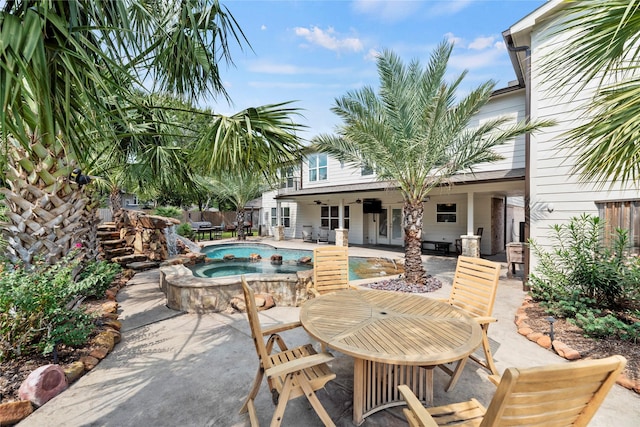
353, 358, 365, 425
352, 359, 432, 425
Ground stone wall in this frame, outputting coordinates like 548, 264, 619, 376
160, 265, 312, 313
119, 211, 180, 261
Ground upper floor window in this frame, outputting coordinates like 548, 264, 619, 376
361, 164, 374, 176
598, 200, 640, 253
280, 166, 296, 189
308, 154, 327, 182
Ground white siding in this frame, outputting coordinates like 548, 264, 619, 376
469, 90, 527, 173
526, 10, 640, 261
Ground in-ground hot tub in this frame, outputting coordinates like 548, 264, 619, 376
160, 243, 403, 313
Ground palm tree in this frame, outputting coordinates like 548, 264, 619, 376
542, 0, 640, 186
191, 102, 306, 176
313, 42, 551, 286
211, 170, 272, 240
0, 1, 305, 265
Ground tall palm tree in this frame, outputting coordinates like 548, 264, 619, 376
313, 42, 551, 286
542, 0, 640, 187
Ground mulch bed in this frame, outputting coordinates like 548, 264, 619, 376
524, 302, 639, 382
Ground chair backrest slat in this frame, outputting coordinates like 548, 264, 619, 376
313, 246, 349, 295
241, 276, 272, 369
449, 256, 501, 318
480, 355, 626, 427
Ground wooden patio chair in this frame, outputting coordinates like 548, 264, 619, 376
308, 246, 354, 297
436, 256, 501, 391
239, 277, 337, 427
400, 355, 626, 427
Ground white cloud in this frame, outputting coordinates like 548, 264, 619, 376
293, 26, 363, 53
260, 24, 267, 31
444, 32, 464, 47
364, 48, 380, 62
468, 36, 496, 51
449, 48, 505, 71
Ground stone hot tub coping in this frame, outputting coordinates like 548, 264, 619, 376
159, 264, 313, 313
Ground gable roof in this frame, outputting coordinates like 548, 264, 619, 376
502, 0, 566, 87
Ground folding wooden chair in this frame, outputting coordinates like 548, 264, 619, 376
239, 277, 336, 427
308, 246, 354, 297
400, 355, 626, 427
436, 256, 501, 391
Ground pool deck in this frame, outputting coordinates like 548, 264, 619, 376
17, 236, 640, 427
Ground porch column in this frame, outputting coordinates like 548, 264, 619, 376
461, 192, 480, 257
335, 198, 348, 247
273, 201, 284, 241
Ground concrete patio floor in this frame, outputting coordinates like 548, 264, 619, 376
18, 239, 640, 426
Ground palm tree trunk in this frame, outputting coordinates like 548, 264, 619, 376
0, 139, 93, 266
236, 209, 246, 240
403, 200, 426, 286
109, 186, 125, 228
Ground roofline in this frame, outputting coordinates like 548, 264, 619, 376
491, 81, 525, 98
274, 168, 525, 199
509, 0, 564, 35
502, 0, 567, 88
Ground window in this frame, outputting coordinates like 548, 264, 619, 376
361, 164, 374, 176
280, 166, 296, 189
437, 203, 457, 223
597, 200, 640, 252
321, 205, 349, 230
308, 153, 327, 182
270, 207, 291, 227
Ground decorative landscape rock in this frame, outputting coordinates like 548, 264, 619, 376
270, 254, 282, 265
63, 362, 86, 384
18, 365, 68, 407
230, 293, 275, 312
0, 400, 33, 425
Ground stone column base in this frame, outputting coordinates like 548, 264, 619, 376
335, 228, 348, 247
272, 225, 285, 241
461, 235, 481, 257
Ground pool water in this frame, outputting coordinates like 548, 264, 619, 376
193, 243, 403, 280
201, 244, 311, 262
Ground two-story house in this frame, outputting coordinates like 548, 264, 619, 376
263, 0, 639, 271
262, 83, 527, 256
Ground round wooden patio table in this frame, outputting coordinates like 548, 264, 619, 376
300, 289, 482, 425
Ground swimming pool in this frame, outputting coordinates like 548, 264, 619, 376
193, 243, 402, 280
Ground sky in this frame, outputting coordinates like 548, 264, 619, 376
206, 0, 548, 141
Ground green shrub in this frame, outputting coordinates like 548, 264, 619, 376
176, 222, 195, 240
0, 254, 120, 360
77, 260, 122, 299
572, 311, 640, 341
152, 206, 182, 219
529, 214, 632, 307
529, 214, 640, 342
